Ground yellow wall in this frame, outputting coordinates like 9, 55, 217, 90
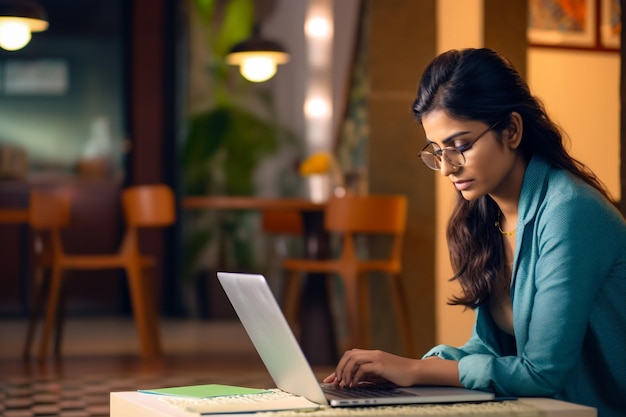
528, 48, 621, 201
433, 1, 621, 347
433, 0, 483, 348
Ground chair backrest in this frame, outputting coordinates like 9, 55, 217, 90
324, 194, 407, 235
29, 190, 72, 231
122, 184, 176, 228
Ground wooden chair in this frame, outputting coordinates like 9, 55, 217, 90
26, 184, 175, 361
22, 189, 72, 360
260, 208, 305, 294
281, 194, 414, 356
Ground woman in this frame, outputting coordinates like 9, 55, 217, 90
323, 48, 626, 417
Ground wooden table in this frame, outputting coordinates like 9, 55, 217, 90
182, 196, 324, 212
110, 391, 597, 417
182, 196, 338, 365
0, 208, 29, 223
0, 207, 30, 315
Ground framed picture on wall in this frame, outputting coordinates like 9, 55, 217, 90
528, 0, 596, 47
600, 0, 621, 49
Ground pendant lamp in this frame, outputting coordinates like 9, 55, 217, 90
0, 0, 48, 51
226, 25, 289, 83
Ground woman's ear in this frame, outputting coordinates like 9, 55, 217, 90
504, 112, 523, 149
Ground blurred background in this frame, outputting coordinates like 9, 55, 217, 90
0, 0, 621, 366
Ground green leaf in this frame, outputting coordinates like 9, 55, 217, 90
213, 0, 254, 58
194, 0, 216, 23
219, 107, 280, 195
184, 109, 228, 159
181, 106, 235, 194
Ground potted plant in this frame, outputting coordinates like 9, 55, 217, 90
180, 0, 301, 316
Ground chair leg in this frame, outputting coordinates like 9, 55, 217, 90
22, 266, 49, 360
341, 270, 362, 351
324, 275, 340, 347
38, 265, 64, 361
53, 285, 67, 358
281, 270, 303, 339
125, 262, 162, 361
357, 272, 371, 349
389, 273, 415, 357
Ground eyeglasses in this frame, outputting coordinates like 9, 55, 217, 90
418, 120, 501, 171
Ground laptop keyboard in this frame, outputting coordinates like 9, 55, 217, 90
322, 384, 411, 399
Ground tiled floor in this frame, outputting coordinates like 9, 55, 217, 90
0, 317, 334, 416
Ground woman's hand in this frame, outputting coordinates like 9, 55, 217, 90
322, 349, 420, 388
322, 350, 461, 388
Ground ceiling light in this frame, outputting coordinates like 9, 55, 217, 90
226, 26, 289, 83
0, 0, 48, 51
305, 17, 331, 39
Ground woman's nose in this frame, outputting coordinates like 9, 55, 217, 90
439, 156, 458, 176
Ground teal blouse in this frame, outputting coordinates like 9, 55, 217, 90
424, 156, 626, 417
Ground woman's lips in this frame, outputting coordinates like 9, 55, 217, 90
454, 179, 473, 191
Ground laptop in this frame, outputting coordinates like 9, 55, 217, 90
216, 271, 495, 407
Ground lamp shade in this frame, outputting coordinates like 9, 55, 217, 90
0, 0, 48, 51
226, 35, 289, 82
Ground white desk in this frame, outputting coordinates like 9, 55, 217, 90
110, 391, 596, 417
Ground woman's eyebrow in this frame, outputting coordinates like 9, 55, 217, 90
426, 130, 472, 146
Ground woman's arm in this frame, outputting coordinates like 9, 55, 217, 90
323, 350, 461, 388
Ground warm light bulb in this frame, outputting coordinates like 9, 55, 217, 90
240, 56, 277, 82
304, 98, 331, 119
0, 21, 32, 51
305, 17, 331, 39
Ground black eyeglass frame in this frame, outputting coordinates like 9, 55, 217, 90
418, 119, 502, 171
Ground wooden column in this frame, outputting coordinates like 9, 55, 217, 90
484, 0, 527, 79
129, 0, 181, 316
367, 0, 437, 356
130, 0, 166, 184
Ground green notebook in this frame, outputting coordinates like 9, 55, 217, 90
138, 384, 270, 399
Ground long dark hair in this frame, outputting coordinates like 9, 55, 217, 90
412, 48, 610, 308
